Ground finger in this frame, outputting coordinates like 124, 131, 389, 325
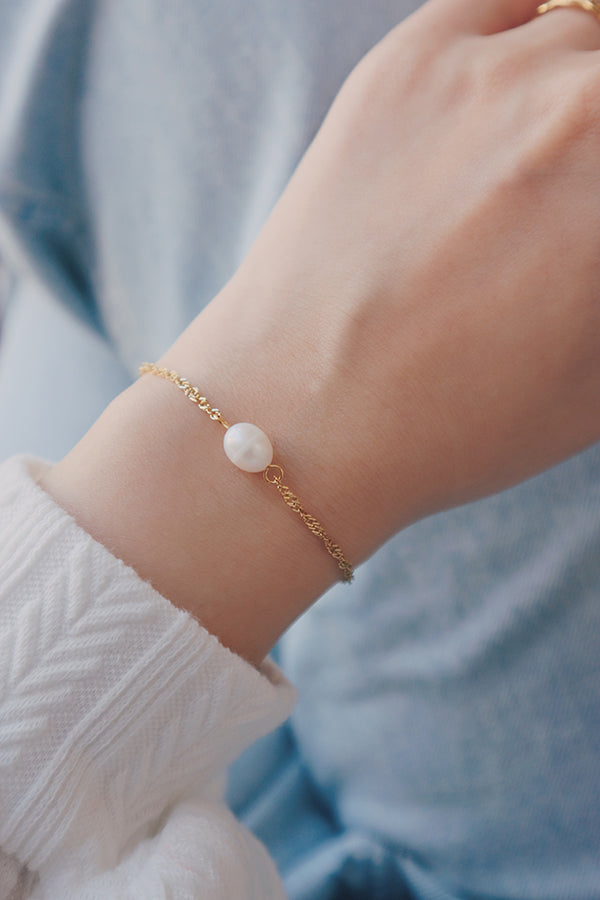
423, 0, 542, 36
531, 3, 600, 50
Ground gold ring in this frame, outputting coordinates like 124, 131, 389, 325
537, 0, 600, 23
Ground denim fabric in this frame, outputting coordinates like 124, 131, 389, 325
0, 2, 599, 898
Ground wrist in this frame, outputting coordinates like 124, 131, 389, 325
165, 266, 428, 558
39, 343, 362, 666
39, 262, 423, 664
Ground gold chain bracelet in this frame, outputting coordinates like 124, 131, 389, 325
139, 363, 354, 583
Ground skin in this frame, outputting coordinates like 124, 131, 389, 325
41, 0, 600, 665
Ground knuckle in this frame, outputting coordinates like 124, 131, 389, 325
513, 70, 600, 181
346, 37, 430, 110
551, 69, 600, 145
479, 51, 523, 99
568, 70, 600, 138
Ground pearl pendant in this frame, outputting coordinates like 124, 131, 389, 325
223, 422, 273, 473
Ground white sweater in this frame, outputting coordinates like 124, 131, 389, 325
0, 455, 297, 899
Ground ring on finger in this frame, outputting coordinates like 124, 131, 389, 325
537, 0, 600, 24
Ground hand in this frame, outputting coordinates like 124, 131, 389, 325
43, 0, 600, 662
172, 0, 600, 560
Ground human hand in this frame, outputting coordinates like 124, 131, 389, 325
43, 0, 600, 663
173, 0, 600, 560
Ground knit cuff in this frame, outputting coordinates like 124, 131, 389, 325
0, 455, 296, 872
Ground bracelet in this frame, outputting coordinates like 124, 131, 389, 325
139, 363, 354, 583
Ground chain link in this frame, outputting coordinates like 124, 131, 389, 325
139, 363, 230, 428
139, 362, 354, 583
264, 466, 354, 582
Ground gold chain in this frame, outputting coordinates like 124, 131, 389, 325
263, 464, 354, 582
139, 362, 354, 583
139, 363, 231, 428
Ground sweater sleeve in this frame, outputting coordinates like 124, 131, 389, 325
0, 455, 297, 899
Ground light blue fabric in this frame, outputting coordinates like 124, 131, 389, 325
0, 2, 599, 898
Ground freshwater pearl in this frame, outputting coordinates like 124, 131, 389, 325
223, 422, 273, 473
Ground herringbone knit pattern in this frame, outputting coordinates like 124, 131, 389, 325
0, 456, 295, 898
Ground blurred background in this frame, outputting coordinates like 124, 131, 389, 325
0, 255, 9, 334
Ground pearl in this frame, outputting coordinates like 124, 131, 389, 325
223, 422, 273, 473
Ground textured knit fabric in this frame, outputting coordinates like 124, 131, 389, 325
0, 2, 600, 899
0, 455, 296, 899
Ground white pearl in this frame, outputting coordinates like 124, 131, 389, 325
223, 422, 273, 473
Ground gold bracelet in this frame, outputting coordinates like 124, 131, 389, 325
139, 363, 354, 583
